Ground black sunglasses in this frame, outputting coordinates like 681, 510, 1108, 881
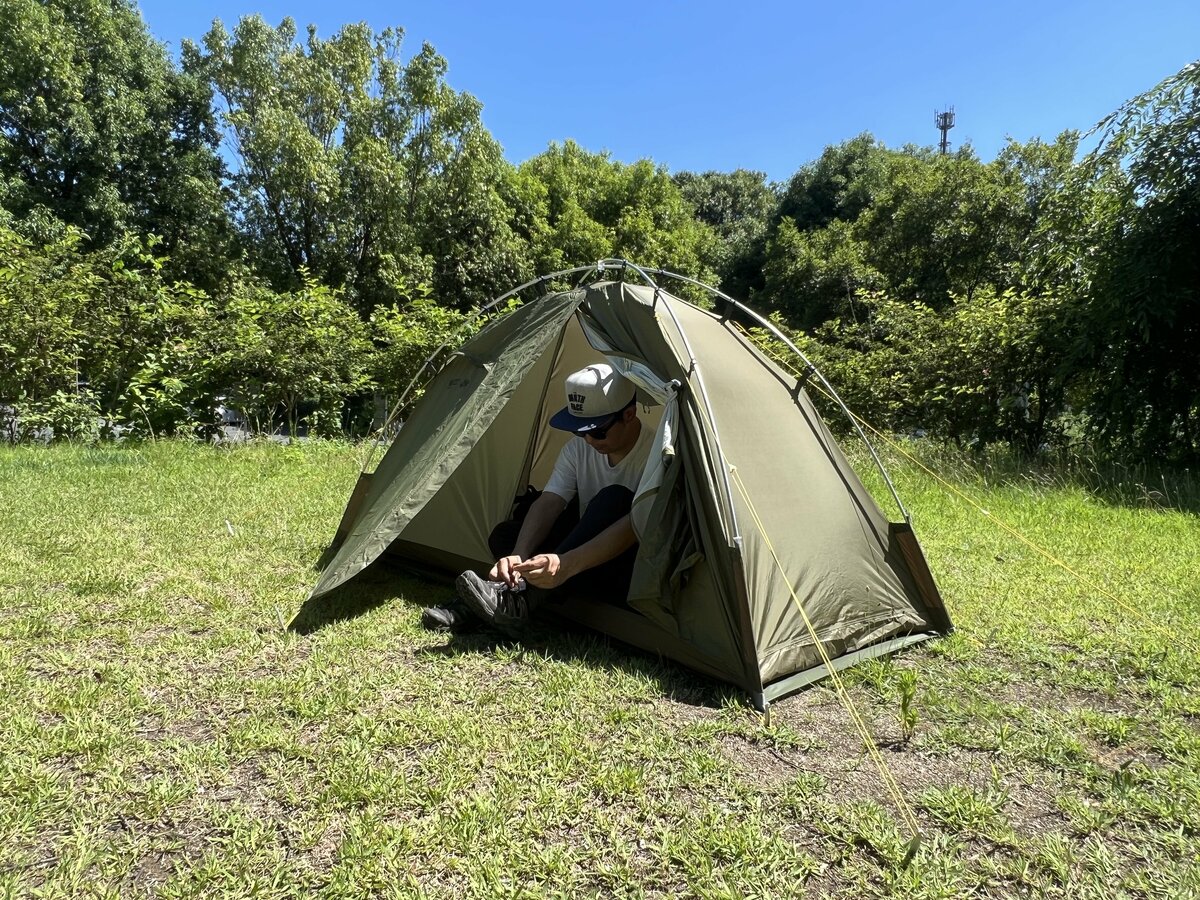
580, 412, 623, 441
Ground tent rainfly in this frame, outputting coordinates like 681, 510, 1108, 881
306, 261, 952, 709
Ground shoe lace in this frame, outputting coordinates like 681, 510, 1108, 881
496, 589, 529, 619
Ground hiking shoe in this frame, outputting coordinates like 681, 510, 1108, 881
455, 571, 542, 637
455, 571, 508, 621
491, 587, 542, 638
420, 603, 474, 632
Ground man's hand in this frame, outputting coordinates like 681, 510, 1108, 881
489, 555, 524, 588
512, 553, 572, 589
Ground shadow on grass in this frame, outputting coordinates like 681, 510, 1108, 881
288, 562, 449, 634
291, 558, 739, 710
418, 620, 740, 711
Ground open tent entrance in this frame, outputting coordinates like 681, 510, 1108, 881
306, 262, 951, 709
383, 312, 663, 577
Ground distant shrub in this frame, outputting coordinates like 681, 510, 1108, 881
206, 273, 372, 437
749, 287, 1074, 456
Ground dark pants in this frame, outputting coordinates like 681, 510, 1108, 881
488, 485, 637, 605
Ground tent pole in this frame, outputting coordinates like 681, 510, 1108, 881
362, 264, 604, 471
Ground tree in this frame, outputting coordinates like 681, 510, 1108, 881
0, 224, 97, 438
760, 137, 1033, 322
674, 169, 777, 299
775, 133, 891, 232
0, 0, 232, 290
369, 292, 474, 406
0, 223, 223, 439
855, 147, 1027, 308
1070, 61, 1200, 462
189, 16, 530, 310
759, 218, 882, 327
757, 133, 1086, 450
208, 274, 371, 435
520, 141, 718, 283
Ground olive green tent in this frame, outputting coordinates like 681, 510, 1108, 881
307, 262, 950, 709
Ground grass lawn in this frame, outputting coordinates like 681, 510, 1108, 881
0, 439, 1197, 898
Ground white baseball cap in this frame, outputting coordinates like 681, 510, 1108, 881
549, 363, 637, 433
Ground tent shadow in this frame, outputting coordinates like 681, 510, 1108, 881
416, 622, 741, 711
288, 581, 394, 635
293, 539, 459, 633
293, 558, 742, 710
288, 565, 451, 635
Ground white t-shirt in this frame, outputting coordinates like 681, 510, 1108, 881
543, 420, 654, 511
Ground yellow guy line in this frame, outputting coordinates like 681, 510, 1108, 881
828, 393, 1196, 659
730, 466, 923, 858
745, 331, 1195, 658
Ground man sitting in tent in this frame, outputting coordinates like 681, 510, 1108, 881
422, 363, 654, 636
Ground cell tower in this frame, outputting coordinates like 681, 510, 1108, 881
935, 106, 955, 155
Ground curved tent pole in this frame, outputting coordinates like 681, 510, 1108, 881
361, 264, 601, 472
635, 265, 911, 524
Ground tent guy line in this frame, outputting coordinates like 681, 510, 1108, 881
730, 464, 923, 860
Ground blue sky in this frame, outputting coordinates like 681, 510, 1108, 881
137, 0, 1199, 183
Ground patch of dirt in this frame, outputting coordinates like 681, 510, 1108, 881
120, 814, 215, 897
987, 671, 1138, 720
161, 715, 217, 745
702, 687, 1078, 846
716, 734, 802, 783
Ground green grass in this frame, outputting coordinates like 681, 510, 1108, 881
0, 439, 1197, 898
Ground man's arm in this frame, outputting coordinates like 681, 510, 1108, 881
512, 513, 636, 589
490, 491, 568, 587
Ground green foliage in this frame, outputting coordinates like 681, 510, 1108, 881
1068, 61, 1200, 463
0, 0, 232, 289
82, 237, 220, 437
759, 137, 1037, 325
0, 0, 1196, 462
0, 223, 389, 441
189, 16, 531, 310
12, 390, 102, 442
750, 87, 1199, 464
0, 224, 216, 439
753, 284, 1073, 452
209, 273, 372, 436
521, 141, 719, 283
761, 217, 883, 326
758, 135, 900, 323
370, 294, 476, 394
674, 168, 777, 296
860, 148, 1027, 308
776, 133, 890, 231
0, 226, 94, 437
